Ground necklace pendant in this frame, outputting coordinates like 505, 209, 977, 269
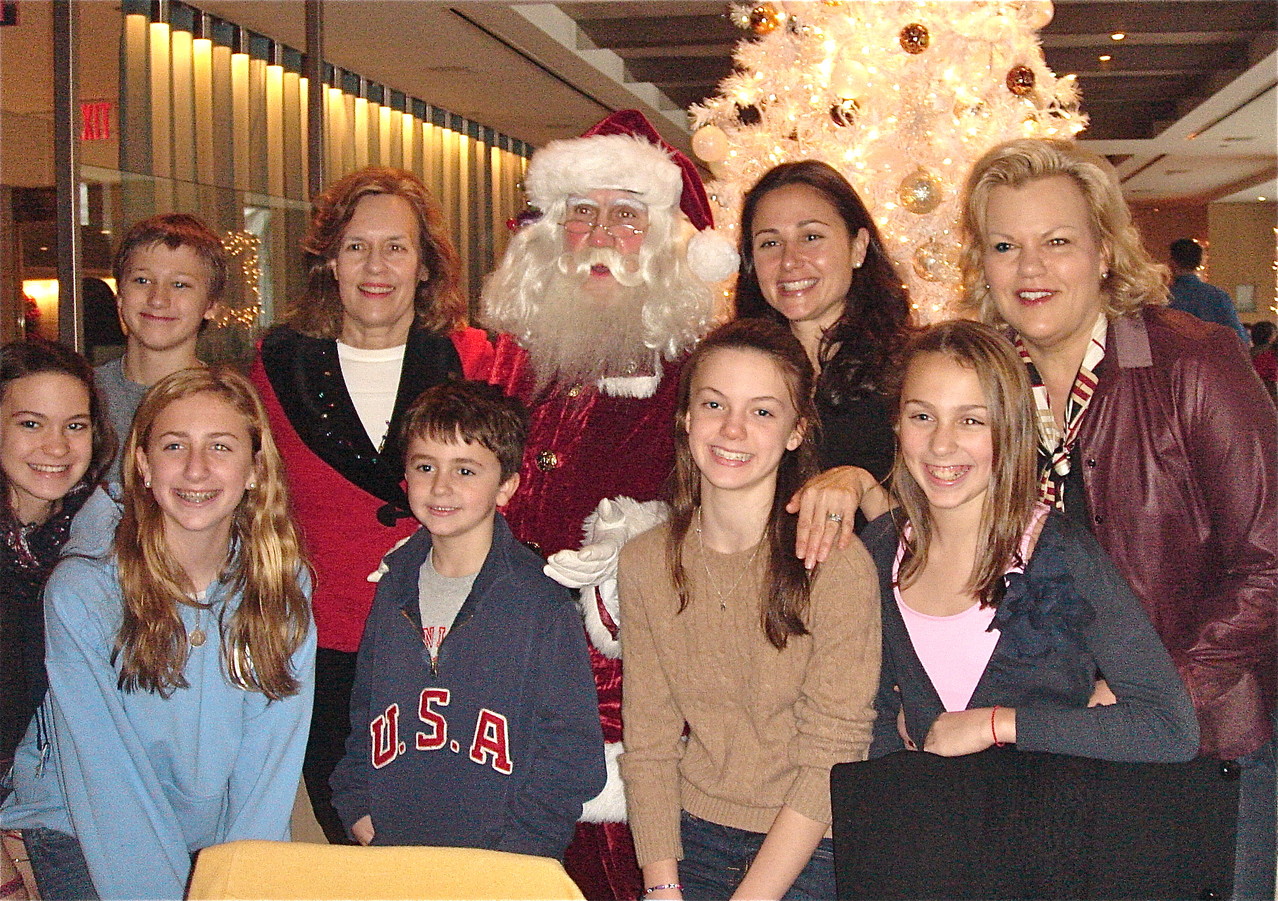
188, 628, 206, 648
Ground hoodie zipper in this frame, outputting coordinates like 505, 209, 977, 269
402, 606, 472, 677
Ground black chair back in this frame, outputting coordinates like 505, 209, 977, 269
831, 749, 1238, 900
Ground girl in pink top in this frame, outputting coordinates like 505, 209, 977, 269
860, 320, 1197, 762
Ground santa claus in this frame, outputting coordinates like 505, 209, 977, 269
478, 110, 737, 900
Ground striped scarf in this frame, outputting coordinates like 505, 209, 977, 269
1016, 314, 1108, 510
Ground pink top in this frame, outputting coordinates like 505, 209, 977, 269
894, 504, 1051, 712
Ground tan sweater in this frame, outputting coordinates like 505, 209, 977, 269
618, 522, 881, 868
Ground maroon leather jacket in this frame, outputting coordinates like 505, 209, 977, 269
1070, 307, 1276, 759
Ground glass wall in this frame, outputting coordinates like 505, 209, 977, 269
0, 1, 530, 364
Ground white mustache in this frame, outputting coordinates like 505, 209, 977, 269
557, 247, 645, 288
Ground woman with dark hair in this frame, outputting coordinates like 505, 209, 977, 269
250, 166, 489, 843
736, 161, 910, 565
0, 340, 114, 901
619, 319, 879, 901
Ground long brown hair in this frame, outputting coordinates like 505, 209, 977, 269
736, 160, 914, 404
890, 320, 1038, 606
286, 166, 467, 338
115, 367, 310, 699
667, 318, 819, 649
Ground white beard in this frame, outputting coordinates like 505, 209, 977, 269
519, 247, 661, 394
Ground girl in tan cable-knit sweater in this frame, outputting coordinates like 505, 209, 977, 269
618, 320, 880, 901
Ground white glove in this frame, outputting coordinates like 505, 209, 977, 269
544, 498, 630, 589
367, 534, 413, 583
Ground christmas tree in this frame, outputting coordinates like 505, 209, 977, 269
691, 0, 1087, 320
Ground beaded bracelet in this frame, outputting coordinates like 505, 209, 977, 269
991, 705, 1006, 747
643, 883, 682, 896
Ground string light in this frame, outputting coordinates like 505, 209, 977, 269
215, 230, 262, 328
690, 0, 1085, 321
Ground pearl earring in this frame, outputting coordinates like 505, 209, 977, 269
144, 479, 151, 489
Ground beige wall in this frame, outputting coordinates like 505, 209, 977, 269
1130, 200, 1277, 327
1208, 201, 1278, 325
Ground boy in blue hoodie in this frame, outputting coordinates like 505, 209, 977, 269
330, 380, 604, 858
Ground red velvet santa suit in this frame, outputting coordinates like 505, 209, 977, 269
482, 332, 681, 901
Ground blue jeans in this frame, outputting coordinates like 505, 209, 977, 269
23, 828, 97, 901
679, 810, 835, 901
1234, 737, 1276, 900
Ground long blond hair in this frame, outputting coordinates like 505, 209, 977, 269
115, 367, 310, 699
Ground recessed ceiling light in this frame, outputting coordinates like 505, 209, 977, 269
1260, 196, 1269, 202
1099, 54, 1112, 62
1110, 32, 1125, 41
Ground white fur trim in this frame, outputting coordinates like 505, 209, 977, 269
597, 356, 663, 399
574, 497, 671, 659
582, 497, 671, 545
687, 228, 740, 284
526, 134, 683, 213
579, 741, 627, 823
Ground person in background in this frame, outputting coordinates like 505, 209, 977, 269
864, 320, 1198, 763
1167, 237, 1250, 345
620, 319, 879, 901
959, 137, 1275, 900
0, 367, 314, 900
251, 166, 489, 844
330, 380, 603, 858
1248, 320, 1276, 404
0, 341, 115, 901
735, 161, 910, 557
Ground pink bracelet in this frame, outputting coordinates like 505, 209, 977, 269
991, 705, 1006, 747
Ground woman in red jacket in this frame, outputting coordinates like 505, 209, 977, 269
957, 137, 1275, 900
251, 167, 488, 844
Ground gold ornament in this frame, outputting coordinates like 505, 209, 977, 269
898, 168, 944, 215
749, 3, 782, 35
829, 98, 859, 127
1006, 65, 1036, 97
911, 238, 955, 282
691, 124, 730, 163
899, 23, 930, 54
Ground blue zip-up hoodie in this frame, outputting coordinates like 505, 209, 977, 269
330, 513, 605, 858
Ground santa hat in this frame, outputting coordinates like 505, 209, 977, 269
524, 110, 738, 283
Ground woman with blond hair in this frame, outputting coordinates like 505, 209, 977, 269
957, 137, 1275, 898
1, 367, 314, 900
251, 166, 489, 841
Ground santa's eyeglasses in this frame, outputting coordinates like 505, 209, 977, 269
561, 219, 646, 240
